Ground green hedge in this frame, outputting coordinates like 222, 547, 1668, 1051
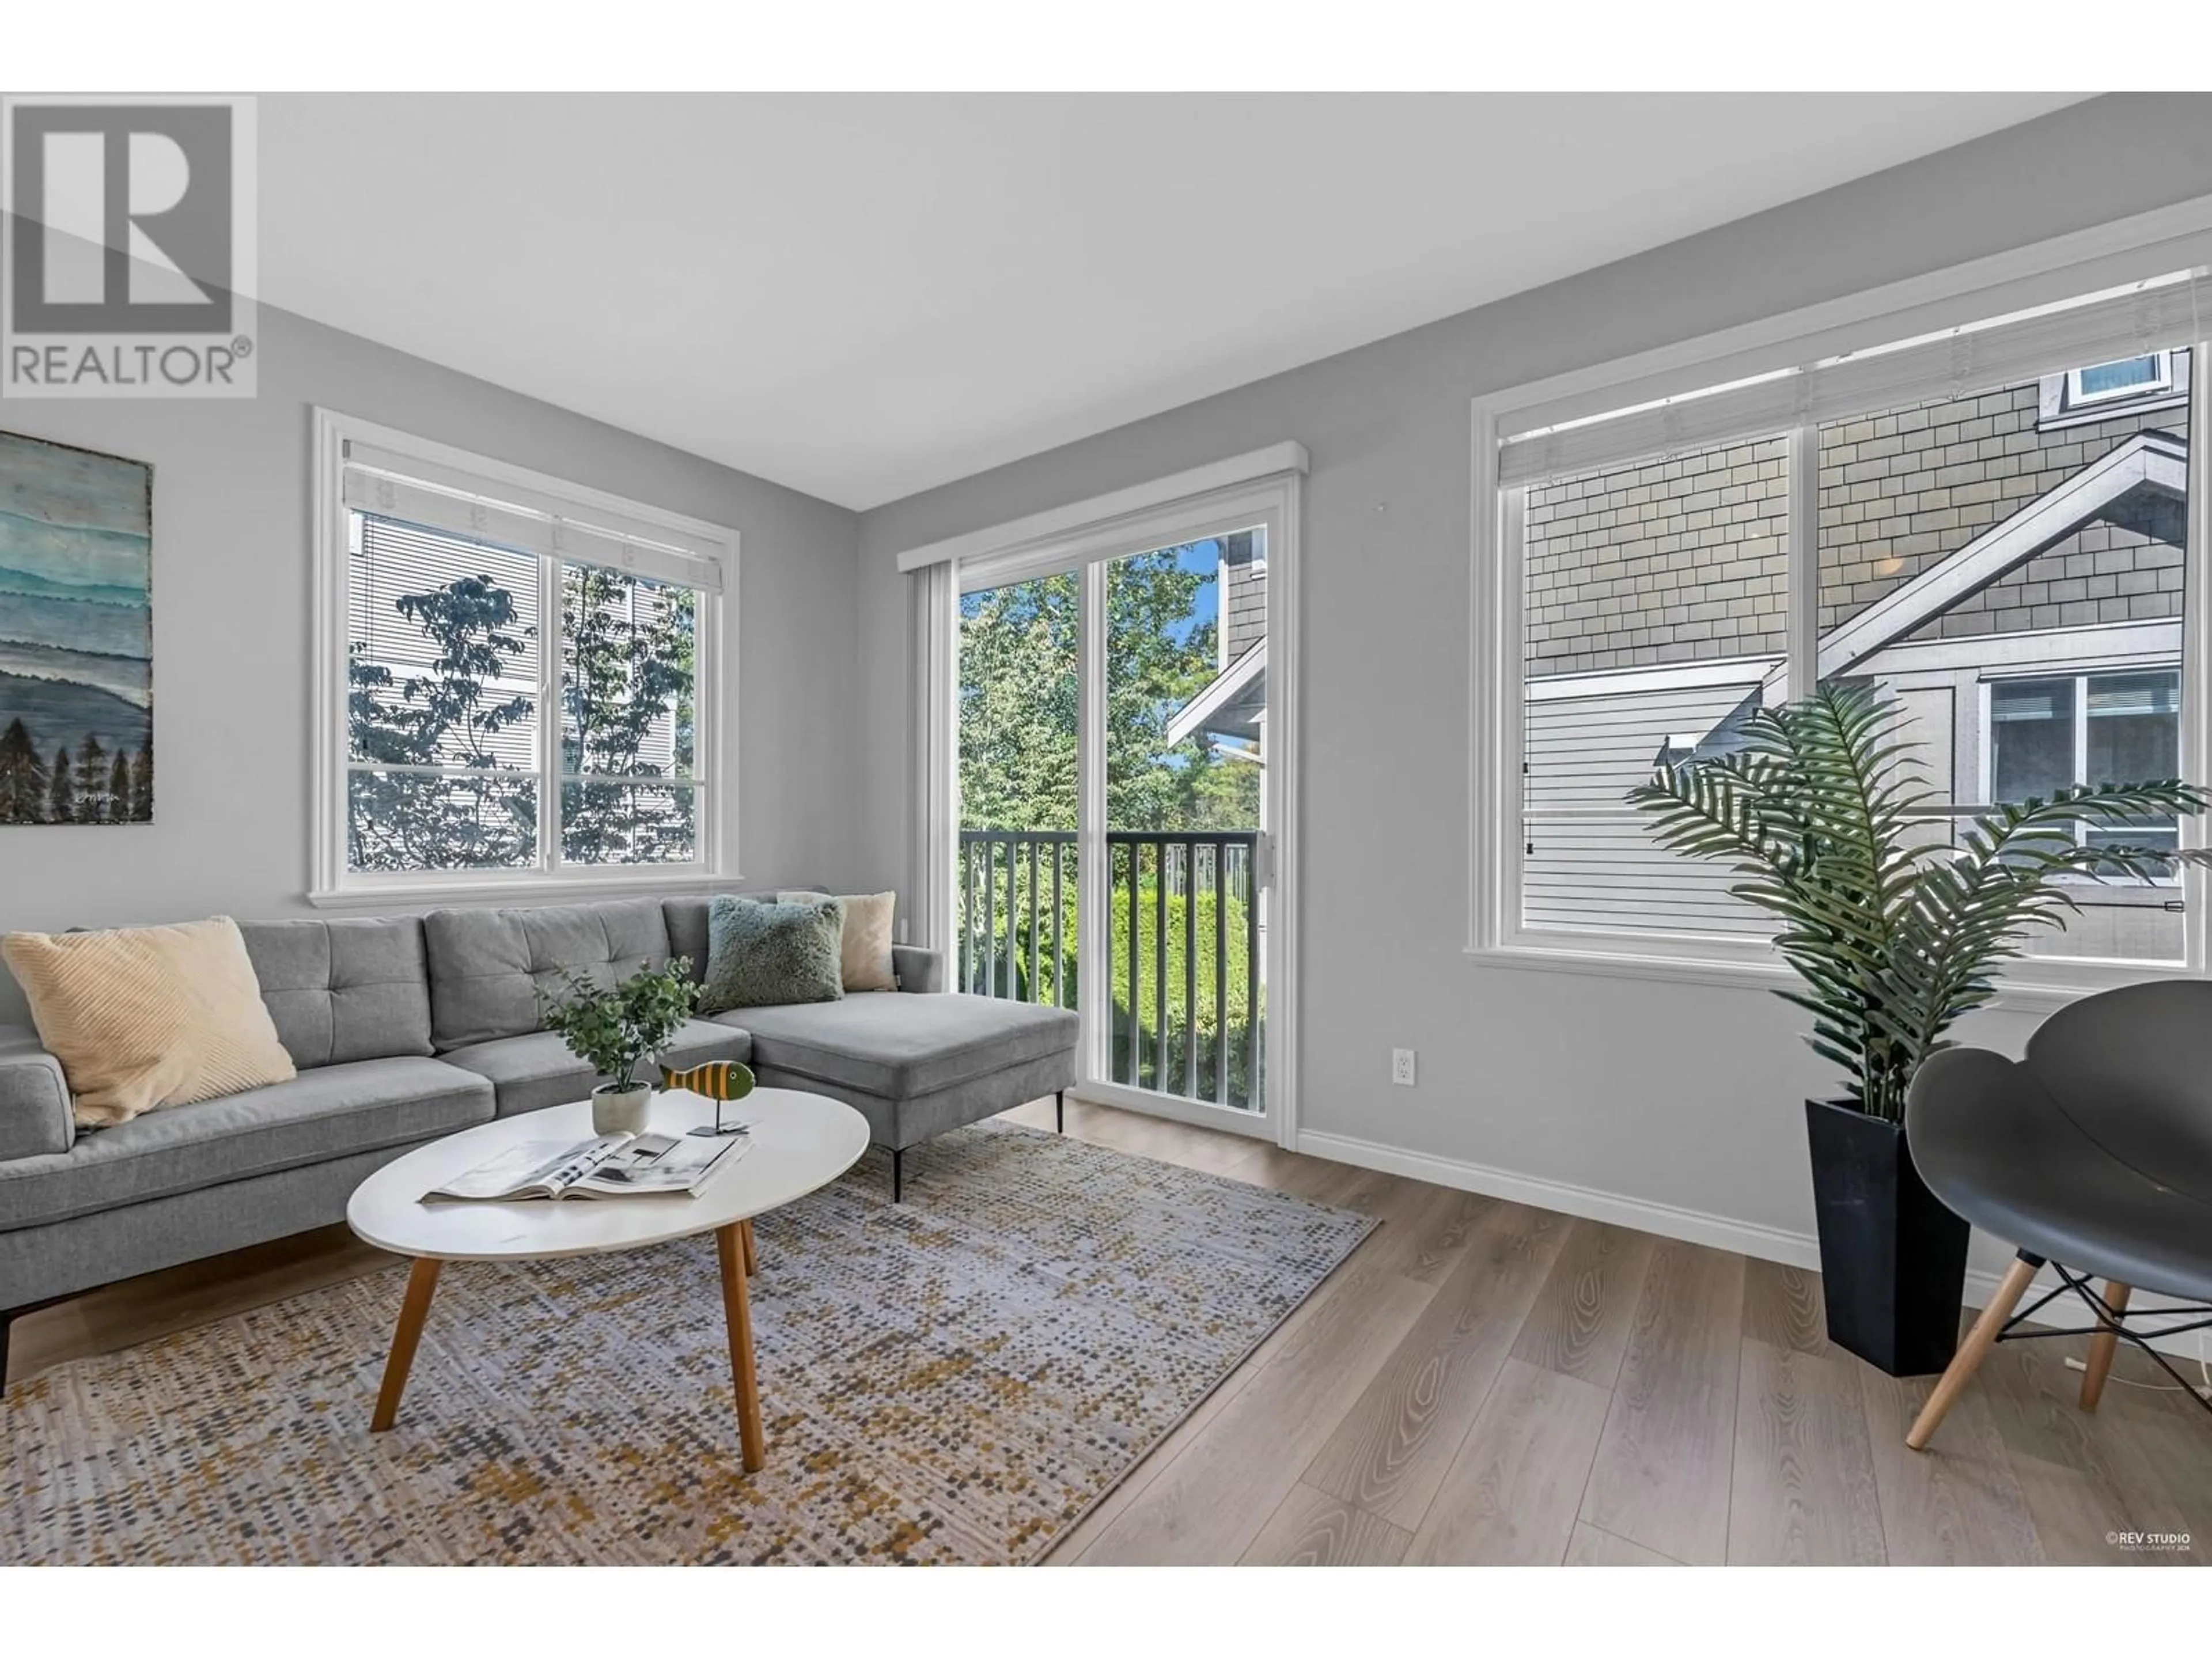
960, 861, 1262, 1108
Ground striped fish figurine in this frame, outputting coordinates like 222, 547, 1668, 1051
660, 1059, 756, 1101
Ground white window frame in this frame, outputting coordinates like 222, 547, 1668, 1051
310, 409, 738, 906
1979, 665, 2186, 879
2039, 348, 2191, 430
2067, 351, 2173, 405
1469, 195, 2212, 1005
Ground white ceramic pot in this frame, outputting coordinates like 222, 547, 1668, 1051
591, 1082, 653, 1137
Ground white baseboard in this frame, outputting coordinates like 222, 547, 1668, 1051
1294, 1128, 2211, 1362
1294, 1128, 1820, 1270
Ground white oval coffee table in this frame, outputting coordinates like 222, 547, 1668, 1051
347, 1086, 869, 1472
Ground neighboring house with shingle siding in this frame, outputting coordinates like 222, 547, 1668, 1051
1218, 529, 1266, 669
1525, 435, 1790, 676
1819, 368, 2187, 643
1522, 350, 2192, 958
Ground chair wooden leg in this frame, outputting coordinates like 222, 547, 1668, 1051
2079, 1280, 2132, 1412
739, 1218, 757, 1278
1055, 1090, 1065, 1134
1907, 1255, 2039, 1452
370, 1257, 443, 1433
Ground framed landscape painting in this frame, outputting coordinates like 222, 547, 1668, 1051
0, 431, 153, 824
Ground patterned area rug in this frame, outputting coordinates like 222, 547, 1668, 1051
2, 1120, 1373, 1565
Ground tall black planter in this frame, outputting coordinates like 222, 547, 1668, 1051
1803, 1098, 1971, 1377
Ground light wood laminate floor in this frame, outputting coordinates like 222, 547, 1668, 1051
9, 1096, 2209, 1566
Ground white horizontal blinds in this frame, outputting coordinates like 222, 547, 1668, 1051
1499, 269, 2209, 487
1990, 678, 2067, 722
340, 441, 725, 593
2086, 669, 2180, 718
349, 513, 541, 771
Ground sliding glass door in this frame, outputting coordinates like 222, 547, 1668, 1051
955, 524, 1278, 1131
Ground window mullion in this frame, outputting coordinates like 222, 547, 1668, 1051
2187, 346, 2211, 976
542, 555, 563, 873
2074, 673, 2092, 849
1786, 422, 1819, 704
1502, 484, 1528, 940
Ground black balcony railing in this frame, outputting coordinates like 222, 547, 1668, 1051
958, 828, 1262, 1111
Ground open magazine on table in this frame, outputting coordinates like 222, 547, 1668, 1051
423, 1127, 749, 1203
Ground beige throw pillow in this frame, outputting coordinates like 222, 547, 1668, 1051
2, 916, 297, 1127
778, 890, 898, 991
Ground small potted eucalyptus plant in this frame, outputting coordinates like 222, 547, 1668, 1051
540, 962, 702, 1135
1630, 681, 2207, 1376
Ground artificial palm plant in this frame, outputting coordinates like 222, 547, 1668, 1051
1628, 681, 2209, 1122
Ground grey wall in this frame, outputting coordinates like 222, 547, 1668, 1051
851, 94, 2212, 1268
1, 297, 862, 1020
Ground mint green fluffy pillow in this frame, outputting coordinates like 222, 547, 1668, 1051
699, 895, 845, 1013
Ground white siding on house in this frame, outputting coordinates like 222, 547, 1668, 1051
1524, 680, 1770, 937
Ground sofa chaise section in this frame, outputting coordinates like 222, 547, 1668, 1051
700, 979, 1078, 1201
662, 893, 1076, 1198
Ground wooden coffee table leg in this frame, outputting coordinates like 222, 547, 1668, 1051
740, 1218, 758, 1277
371, 1257, 443, 1433
715, 1222, 767, 1472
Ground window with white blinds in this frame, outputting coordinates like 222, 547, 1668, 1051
315, 413, 734, 899
1477, 245, 2210, 982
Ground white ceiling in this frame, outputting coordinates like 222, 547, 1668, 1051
256, 93, 2086, 510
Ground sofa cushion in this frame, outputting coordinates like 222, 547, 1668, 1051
662, 889, 801, 985
441, 1019, 753, 1118
0, 1056, 492, 1234
700, 895, 844, 1013
2, 916, 298, 1128
425, 899, 673, 1051
715, 994, 1078, 1100
779, 890, 898, 993
240, 917, 434, 1069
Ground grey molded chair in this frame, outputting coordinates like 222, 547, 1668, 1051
1903, 980, 2212, 1450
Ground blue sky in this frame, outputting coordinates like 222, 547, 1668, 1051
960, 539, 1222, 645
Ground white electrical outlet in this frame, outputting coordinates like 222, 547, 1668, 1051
1391, 1048, 1416, 1087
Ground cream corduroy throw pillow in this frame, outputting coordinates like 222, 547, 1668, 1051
778, 891, 899, 991
2, 916, 297, 1127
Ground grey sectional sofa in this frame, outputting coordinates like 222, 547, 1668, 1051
0, 893, 1077, 1378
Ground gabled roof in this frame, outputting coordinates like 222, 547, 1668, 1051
1168, 639, 1266, 747
1759, 429, 2187, 704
